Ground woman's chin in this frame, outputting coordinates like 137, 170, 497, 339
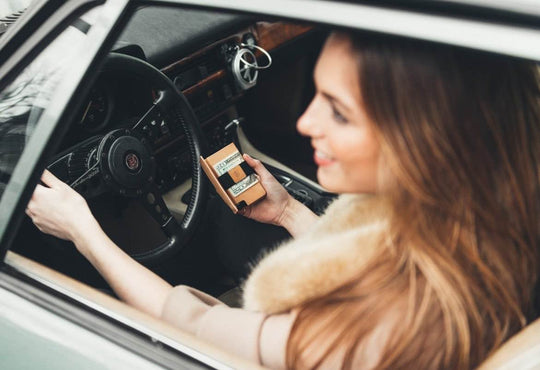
316, 167, 341, 193
317, 167, 376, 195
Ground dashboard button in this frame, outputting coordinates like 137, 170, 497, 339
160, 120, 170, 135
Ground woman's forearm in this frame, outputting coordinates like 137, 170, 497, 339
278, 197, 319, 238
72, 217, 172, 318
26, 171, 173, 317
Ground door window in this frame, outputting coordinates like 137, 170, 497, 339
0, 12, 102, 195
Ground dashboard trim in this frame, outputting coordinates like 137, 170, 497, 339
161, 22, 312, 96
183, 69, 226, 96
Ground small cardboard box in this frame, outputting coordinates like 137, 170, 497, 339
200, 143, 266, 213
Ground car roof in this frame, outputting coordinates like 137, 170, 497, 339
161, 0, 540, 61
116, 6, 251, 68
442, 0, 540, 16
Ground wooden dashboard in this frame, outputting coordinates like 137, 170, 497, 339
162, 22, 313, 97
152, 22, 315, 193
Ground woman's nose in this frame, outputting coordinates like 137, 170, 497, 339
297, 96, 324, 138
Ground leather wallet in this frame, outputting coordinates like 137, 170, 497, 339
200, 143, 266, 213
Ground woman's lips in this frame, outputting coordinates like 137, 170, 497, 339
314, 149, 335, 166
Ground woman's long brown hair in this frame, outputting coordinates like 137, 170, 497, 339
286, 33, 540, 369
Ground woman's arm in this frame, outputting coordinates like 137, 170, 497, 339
73, 219, 172, 317
27, 171, 295, 368
240, 154, 319, 238
26, 170, 172, 317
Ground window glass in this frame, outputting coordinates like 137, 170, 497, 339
0, 10, 99, 196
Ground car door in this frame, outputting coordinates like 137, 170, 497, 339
0, 0, 130, 262
0, 1, 241, 369
2, 1, 540, 369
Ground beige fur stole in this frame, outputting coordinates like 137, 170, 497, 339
242, 194, 390, 314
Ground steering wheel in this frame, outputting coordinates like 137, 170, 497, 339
47, 53, 208, 264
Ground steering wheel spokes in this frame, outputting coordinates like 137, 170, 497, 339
132, 91, 171, 138
141, 185, 172, 226
139, 184, 183, 238
70, 162, 107, 199
48, 136, 108, 199
46, 53, 208, 263
96, 128, 186, 240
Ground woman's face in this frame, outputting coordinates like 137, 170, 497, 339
297, 34, 380, 194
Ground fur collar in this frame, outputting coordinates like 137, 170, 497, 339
242, 194, 390, 314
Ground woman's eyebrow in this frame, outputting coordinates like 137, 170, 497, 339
321, 92, 352, 115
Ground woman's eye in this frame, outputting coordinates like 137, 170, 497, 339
332, 107, 348, 124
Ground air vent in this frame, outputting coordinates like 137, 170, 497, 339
230, 43, 272, 91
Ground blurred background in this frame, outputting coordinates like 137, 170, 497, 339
0, 0, 32, 37
0, 0, 32, 18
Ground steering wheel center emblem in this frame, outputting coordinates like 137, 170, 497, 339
125, 152, 140, 172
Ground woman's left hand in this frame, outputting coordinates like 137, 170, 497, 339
26, 170, 95, 242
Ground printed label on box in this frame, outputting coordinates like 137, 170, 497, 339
228, 173, 259, 197
213, 152, 243, 176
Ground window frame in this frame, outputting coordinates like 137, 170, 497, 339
1, 0, 540, 368
0, 0, 128, 262
0, 1, 244, 368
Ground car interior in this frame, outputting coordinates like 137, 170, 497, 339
11, 5, 335, 304
4, 2, 540, 368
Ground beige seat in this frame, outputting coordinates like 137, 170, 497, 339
477, 318, 540, 369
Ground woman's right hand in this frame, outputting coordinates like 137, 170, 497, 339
239, 154, 293, 226
26, 170, 175, 319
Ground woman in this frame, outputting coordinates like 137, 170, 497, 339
26, 32, 540, 369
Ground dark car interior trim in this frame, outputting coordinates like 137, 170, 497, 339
117, 6, 253, 68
